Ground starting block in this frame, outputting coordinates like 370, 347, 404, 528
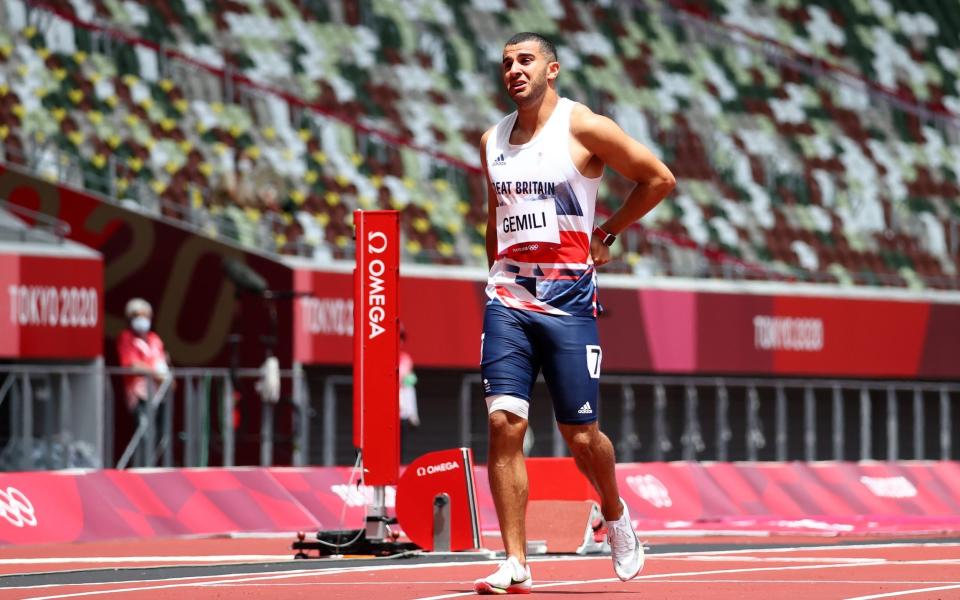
395, 448, 482, 552
525, 500, 607, 554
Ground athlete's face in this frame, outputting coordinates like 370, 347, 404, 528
501, 41, 558, 107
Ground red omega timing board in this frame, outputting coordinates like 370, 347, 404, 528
352, 210, 400, 487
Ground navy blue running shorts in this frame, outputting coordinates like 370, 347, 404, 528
480, 301, 601, 425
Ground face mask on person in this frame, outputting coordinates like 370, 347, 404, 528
131, 316, 151, 334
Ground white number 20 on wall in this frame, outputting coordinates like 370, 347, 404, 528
585, 345, 602, 379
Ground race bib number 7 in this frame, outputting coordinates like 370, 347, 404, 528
496, 199, 560, 253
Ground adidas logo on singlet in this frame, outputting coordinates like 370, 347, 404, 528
492, 153, 506, 166
578, 402, 593, 415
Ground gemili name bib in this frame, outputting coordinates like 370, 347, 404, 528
495, 198, 561, 253
485, 97, 602, 317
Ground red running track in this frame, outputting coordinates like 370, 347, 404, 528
1, 539, 960, 599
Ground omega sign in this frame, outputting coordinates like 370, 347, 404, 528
753, 315, 824, 352
416, 461, 461, 477
365, 231, 390, 340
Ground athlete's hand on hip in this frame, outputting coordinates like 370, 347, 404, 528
590, 234, 611, 267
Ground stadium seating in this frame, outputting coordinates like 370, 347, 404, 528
0, 0, 957, 288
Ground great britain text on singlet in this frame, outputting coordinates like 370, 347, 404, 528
493, 180, 558, 196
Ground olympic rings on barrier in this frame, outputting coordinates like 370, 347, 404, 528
0, 487, 37, 528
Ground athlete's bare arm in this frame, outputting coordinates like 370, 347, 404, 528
571, 104, 676, 266
481, 128, 499, 269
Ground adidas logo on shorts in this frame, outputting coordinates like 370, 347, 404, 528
492, 153, 506, 166
578, 402, 593, 415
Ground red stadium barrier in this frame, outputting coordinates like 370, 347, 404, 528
2, 462, 960, 546
612, 461, 960, 534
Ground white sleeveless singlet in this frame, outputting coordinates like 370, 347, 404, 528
484, 97, 602, 317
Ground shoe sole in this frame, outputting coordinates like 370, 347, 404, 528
474, 581, 532, 594
615, 560, 644, 582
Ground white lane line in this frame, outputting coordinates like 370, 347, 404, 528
20, 541, 960, 598
22, 570, 322, 599
209, 580, 480, 586
17, 550, 953, 568
409, 555, 960, 600
0, 556, 292, 565
665, 556, 960, 566
20, 561, 507, 599
649, 541, 960, 558
13, 571, 301, 592
16, 557, 602, 592
413, 561, 889, 600
844, 583, 960, 599
12, 540, 960, 571
663, 556, 884, 564
208, 579, 960, 588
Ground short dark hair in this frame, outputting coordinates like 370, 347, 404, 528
504, 32, 557, 62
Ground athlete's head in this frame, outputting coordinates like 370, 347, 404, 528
502, 32, 559, 107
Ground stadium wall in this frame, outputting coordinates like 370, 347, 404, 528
4, 164, 959, 468
5, 163, 959, 378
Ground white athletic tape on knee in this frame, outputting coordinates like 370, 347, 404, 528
485, 394, 529, 420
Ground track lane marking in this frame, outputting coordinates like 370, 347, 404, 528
414, 561, 890, 600
11, 540, 960, 573
20, 560, 530, 598
413, 556, 960, 600
0, 556, 292, 565
844, 583, 960, 599
207, 579, 960, 587
19, 542, 960, 598
665, 556, 960, 565
14, 558, 605, 592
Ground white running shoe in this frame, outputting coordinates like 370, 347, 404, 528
606, 499, 644, 581
474, 555, 532, 595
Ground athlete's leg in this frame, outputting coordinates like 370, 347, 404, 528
560, 420, 644, 581
480, 303, 537, 565
488, 408, 529, 563
562, 419, 643, 582
538, 312, 643, 580
557, 421, 622, 520
536, 312, 623, 520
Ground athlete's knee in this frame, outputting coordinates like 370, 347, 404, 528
488, 410, 526, 440
486, 394, 529, 440
561, 424, 603, 457
570, 436, 596, 459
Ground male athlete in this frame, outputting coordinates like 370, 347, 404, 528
474, 32, 675, 594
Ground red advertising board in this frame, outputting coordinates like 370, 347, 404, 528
291, 273, 960, 378
352, 211, 400, 486
0, 252, 103, 359
292, 266, 353, 364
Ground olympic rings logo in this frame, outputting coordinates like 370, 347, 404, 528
0, 487, 37, 528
